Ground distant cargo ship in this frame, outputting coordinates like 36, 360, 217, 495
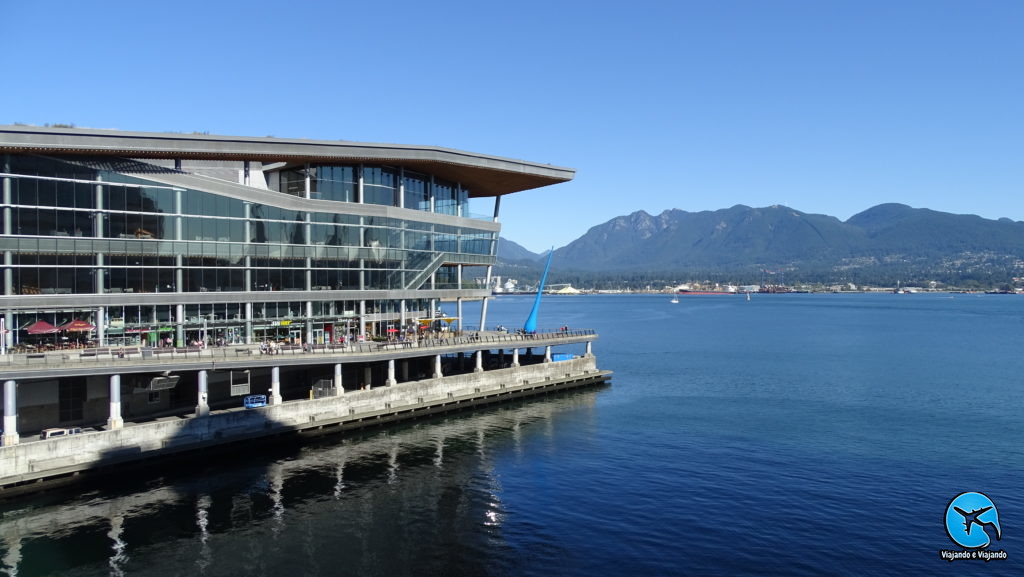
677, 290, 735, 295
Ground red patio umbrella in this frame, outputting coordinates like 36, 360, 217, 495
58, 319, 96, 332
25, 320, 59, 334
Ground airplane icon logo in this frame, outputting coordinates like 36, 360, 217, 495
946, 492, 1002, 549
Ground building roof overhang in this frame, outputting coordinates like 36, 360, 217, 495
0, 125, 575, 197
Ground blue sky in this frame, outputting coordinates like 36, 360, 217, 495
3, 1, 1021, 252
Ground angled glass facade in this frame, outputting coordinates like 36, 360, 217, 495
0, 144, 505, 349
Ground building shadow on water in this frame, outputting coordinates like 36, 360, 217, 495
0, 384, 608, 577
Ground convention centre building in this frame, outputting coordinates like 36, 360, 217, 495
0, 125, 609, 492
0, 125, 573, 350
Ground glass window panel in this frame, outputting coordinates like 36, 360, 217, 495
403, 173, 429, 211
183, 191, 201, 215
15, 178, 36, 206
226, 219, 242, 242
35, 180, 56, 207
433, 179, 456, 215
363, 167, 396, 206
110, 186, 127, 212
55, 181, 75, 208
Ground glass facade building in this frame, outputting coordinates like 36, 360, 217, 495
0, 126, 574, 349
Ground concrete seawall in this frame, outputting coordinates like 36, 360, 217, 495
0, 357, 610, 493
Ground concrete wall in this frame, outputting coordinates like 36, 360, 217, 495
0, 357, 607, 489
12, 379, 59, 432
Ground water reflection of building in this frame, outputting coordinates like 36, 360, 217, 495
0, 388, 602, 575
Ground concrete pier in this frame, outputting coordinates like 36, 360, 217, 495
0, 356, 610, 493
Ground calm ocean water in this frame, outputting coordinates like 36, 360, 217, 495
2, 293, 1023, 576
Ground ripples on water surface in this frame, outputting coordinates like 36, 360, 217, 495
2, 293, 1023, 576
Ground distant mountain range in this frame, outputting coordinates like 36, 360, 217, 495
496, 204, 1024, 286
496, 237, 541, 263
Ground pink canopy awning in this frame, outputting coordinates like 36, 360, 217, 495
25, 320, 59, 335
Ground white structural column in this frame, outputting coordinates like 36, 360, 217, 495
480, 264, 493, 330
544, 346, 552, 363
2, 204, 11, 352
108, 374, 124, 429
456, 265, 463, 332
334, 363, 344, 395
358, 300, 366, 339
585, 341, 593, 357
433, 354, 443, 378
474, 350, 484, 373
243, 202, 253, 344
3, 380, 18, 445
196, 371, 210, 417
175, 254, 184, 307
175, 304, 185, 347
305, 301, 313, 347
456, 297, 463, 333
512, 349, 520, 367
97, 306, 106, 346
270, 367, 282, 405
245, 301, 253, 344
387, 359, 397, 386
479, 296, 490, 332
1, 311, 10, 354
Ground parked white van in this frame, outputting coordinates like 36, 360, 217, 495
39, 427, 83, 440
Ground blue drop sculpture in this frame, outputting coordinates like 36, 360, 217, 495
523, 249, 553, 334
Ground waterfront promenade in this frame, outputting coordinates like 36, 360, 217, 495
0, 329, 596, 379
0, 327, 608, 494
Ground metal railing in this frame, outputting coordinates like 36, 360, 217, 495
0, 329, 596, 369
